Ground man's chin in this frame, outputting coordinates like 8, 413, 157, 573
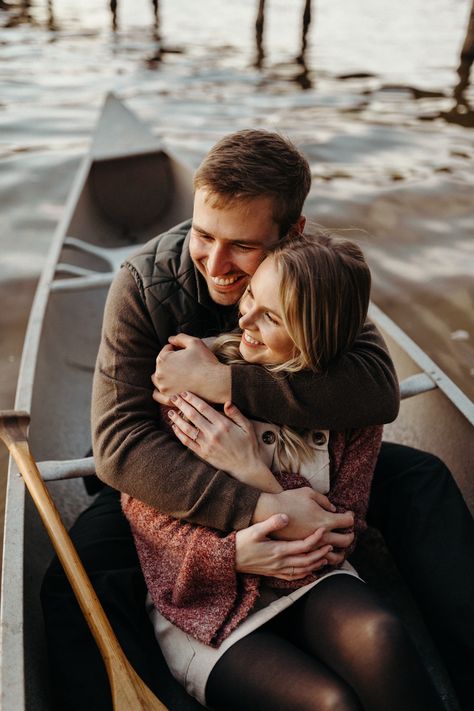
208, 281, 247, 305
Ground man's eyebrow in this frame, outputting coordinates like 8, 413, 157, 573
192, 223, 209, 234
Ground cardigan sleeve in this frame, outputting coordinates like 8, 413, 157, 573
328, 426, 383, 552
122, 494, 260, 647
92, 266, 259, 531
231, 322, 399, 430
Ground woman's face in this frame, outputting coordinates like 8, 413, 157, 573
238, 256, 295, 365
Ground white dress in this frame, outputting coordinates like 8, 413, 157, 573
148, 422, 360, 706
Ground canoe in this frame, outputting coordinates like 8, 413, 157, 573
1, 94, 473, 711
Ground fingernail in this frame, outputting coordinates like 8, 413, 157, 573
180, 391, 188, 398
170, 394, 178, 402
168, 411, 175, 419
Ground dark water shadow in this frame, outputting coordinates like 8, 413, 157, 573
3, 0, 36, 28
1, 0, 58, 32
440, 52, 474, 127
420, 4, 474, 127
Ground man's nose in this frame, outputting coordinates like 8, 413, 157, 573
207, 244, 230, 275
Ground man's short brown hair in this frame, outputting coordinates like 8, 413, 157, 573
194, 129, 311, 237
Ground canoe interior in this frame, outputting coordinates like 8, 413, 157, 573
2, 96, 472, 711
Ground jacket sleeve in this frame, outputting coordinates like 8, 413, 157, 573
92, 266, 259, 530
122, 495, 259, 647
230, 322, 399, 430
328, 426, 383, 552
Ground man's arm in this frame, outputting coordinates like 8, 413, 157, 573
154, 323, 399, 430
231, 323, 399, 430
92, 266, 259, 531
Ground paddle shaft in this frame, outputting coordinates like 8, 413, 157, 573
0, 412, 168, 711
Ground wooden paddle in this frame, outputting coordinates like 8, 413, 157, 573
0, 410, 168, 711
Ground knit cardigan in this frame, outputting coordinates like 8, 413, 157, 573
123, 422, 382, 648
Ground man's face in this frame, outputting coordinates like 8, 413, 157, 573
189, 188, 280, 306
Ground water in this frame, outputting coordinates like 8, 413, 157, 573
0, 0, 473, 422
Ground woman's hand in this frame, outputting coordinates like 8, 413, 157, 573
168, 392, 282, 492
235, 515, 332, 580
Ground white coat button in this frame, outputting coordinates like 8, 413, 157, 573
262, 431, 276, 445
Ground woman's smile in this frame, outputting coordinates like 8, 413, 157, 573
242, 330, 264, 348
238, 257, 295, 365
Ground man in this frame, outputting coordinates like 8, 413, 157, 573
42, 130, 473, 710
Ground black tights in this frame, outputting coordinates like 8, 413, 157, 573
206, 575, 443, 711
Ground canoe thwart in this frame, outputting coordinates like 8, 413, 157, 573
51, 237, 139, 292
34, 373, 436, 482
38, 456, 96, 481
399, 373, 437, 400
29, 375, 440, 481
51, 272, 115, 292
63, 236, 138, 271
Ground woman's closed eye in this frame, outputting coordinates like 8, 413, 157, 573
265, 312, 278, 324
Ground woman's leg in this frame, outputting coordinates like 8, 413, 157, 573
206, 624, 362, 711
294, 574, 444, 711
368, 442, 474, 710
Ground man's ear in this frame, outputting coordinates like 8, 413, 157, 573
296, 215, 306, 233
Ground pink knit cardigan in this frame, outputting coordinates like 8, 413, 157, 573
122, 424, 382, 648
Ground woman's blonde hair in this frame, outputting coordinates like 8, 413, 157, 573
270, 229, 371, 373
212, 229, 372, 470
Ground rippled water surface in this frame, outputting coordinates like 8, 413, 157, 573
1, 0, 473, 422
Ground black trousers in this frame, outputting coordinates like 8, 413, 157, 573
41, 442, 474, 711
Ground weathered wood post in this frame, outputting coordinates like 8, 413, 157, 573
297, 0, 312, 65
255, 0, 266, 67
110, 0, 118, 32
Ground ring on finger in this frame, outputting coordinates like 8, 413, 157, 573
192, 428, 200, 442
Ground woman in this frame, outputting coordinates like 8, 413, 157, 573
123, 231, 442, 710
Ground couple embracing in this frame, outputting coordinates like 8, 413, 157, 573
43, 130, 474, 711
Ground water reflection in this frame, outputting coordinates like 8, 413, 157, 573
255, 0, 313, 88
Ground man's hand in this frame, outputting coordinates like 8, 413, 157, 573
253, 487, 354, 543
151, 334, 231, 405
235, 515, 332, 580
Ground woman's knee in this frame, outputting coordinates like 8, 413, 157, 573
302, 680, 360, 711
349, 608, 408, 662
